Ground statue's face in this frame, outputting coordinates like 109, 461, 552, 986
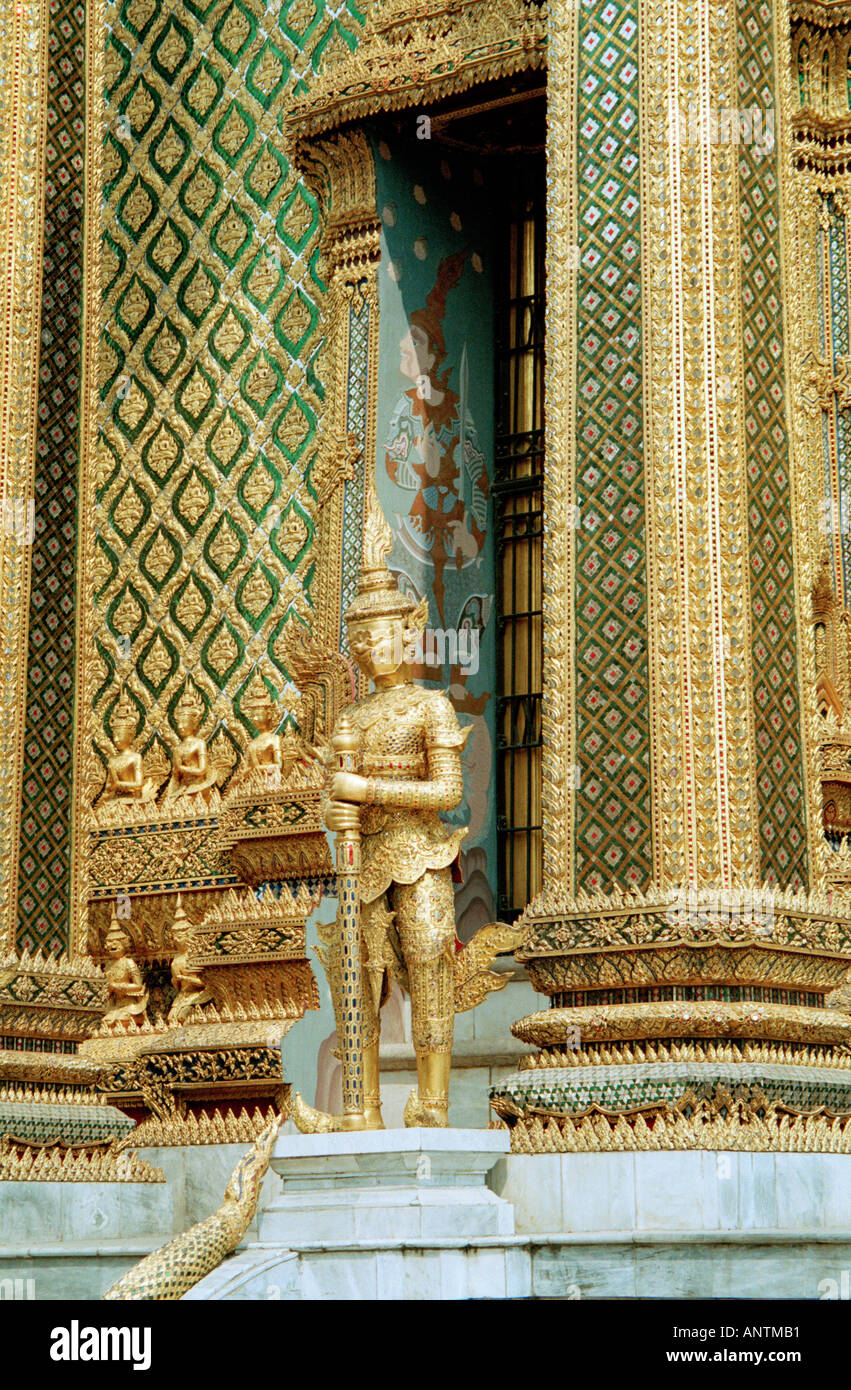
175, 707, 198, 737
252, 704, 273, 732
104, 925, 129, 958
347, 615, 409, 680
112, 717, 134, 751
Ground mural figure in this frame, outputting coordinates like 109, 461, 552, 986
384, 250, 489, 625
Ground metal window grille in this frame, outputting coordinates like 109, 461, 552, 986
494, 171, 545, 919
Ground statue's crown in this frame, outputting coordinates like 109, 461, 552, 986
175, 683, 204, 716
243, 673, 273, 712
344, 480, 419, 623
113, 688, 137, 729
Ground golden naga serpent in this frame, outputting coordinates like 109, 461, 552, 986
103, 1116, 280, 1301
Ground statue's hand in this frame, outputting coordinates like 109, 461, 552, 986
330, 771, 369, 803
324, 799, 361, 832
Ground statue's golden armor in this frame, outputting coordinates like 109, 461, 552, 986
293, 484, 519, 1133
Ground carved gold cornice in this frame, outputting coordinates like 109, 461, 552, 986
284, 0, 546, 150
792, 0, 851, 28
0, 948, 107, 1043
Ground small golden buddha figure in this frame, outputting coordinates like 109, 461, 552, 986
101, 909, 149, 1030
167, 895, 211, 1025
243, 676, 284, 784
102, 690, 157, 806
166, 686, 218, 804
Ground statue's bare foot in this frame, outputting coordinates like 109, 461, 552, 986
403, 1089, 449, 1128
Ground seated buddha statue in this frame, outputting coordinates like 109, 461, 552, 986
101, 909, 149, 1030
102, 690, 157, 805
165, 686, 218, 805
243, 676, 284, 785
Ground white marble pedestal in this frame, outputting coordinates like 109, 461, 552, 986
186, 1129, 523, 1299
262, 1129, 514, 1244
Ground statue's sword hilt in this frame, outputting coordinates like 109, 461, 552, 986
332, 710, 364, 1119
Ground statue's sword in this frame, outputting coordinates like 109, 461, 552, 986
332, 710, 365, 1122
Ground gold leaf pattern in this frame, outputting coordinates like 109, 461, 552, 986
277, 405, 307, 452
93, 545, 111, 593
180, 366, 213, 417
105, 41, 125, 91
245, 254, 279, 304
146, 423, 180, 477
92, 0, 336, 765
151, 223, 183, 273
240, 568, 273, 618
244, 357, 276, 407
277, 511, 308, 562
113, 589, 144, 636
183, 166, 218, 219
249, 146, 282, 199
148, 324, 182, 376
209, 413, 243, 466
279, 292, 311, 344
217, 106, 249, 156
174, 577, 208, 633
156, 29, 187, 74
241, 461, 275, 513
177, 469, 211, 528
144, 531, 177, 584
101, 338, 119, 389
102, 240, 121, 289
207, 625, 240, 677
126, 84, 156, 130
220, 6, 252, 53
189, 67, 219, 115
122, 183, 154, 233
141, 634, 173, 686
216, 208, 248, 258
212, 309, 245, 360
96, 441, 117, 493
104, 139, 125, 185
208, 520, 242, 572
252, 49, 284, 97
120, 279, 151, 333
113, 482, 147, 536
182, 271, 215, 319
155, 125, 186, 174
282, 190, 313, 242
126, 0, 156, 30
116, 382, 149, 431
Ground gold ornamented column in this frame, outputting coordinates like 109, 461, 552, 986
494, 0, 851, 1151
0, 0, 49, 950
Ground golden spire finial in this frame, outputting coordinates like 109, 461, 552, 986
344, 476, 425, 625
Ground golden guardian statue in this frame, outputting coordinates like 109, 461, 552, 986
293, 487, 520, 1132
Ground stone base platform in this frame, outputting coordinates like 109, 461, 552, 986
186, 1129, 515, 1299
188, 1144, 851, 1300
